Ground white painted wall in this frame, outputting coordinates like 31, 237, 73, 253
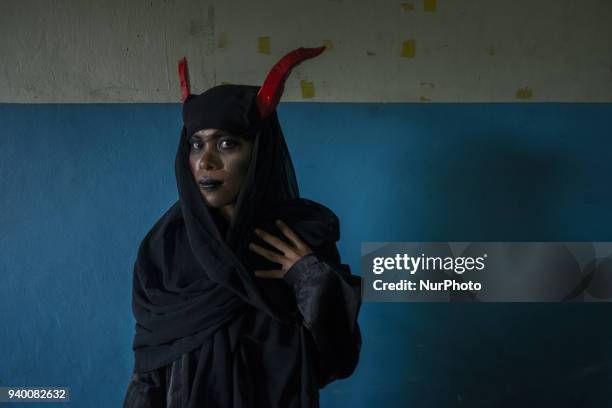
1, 0, 611, 103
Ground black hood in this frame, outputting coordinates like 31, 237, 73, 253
182, 85, 263, 138
130, 84, 339, 373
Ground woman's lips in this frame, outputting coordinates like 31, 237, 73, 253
198, 179, 223, 191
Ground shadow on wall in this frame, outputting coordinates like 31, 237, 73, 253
278, 102, 612, 407
421, 133, 575, 240
357, 134, 611, 407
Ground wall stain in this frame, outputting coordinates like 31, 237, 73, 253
205, 5, 215, 36
401, 2, 415, 11
366, 50, 376, 56
189, 20, 204, 36
218, 32, 227, 49
89, 86, 139, 99
190, 5, 214, 38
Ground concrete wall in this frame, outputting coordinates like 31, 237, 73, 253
2, 103, 612, 407
1, 0, 612, 103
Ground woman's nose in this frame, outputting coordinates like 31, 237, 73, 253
199, 148, 221, 170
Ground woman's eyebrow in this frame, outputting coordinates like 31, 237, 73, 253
190, 133, 224, 142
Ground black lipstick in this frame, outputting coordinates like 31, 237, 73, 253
198, 178, 223, 191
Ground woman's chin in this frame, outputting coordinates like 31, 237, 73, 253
201, 195, 234, 210
202, 199, 224, 208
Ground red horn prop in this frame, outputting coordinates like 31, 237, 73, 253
178, 57, 191, 102
256, 46, 326, 119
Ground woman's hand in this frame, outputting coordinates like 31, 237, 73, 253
249, 219, 313, 278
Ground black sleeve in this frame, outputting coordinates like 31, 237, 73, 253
123, 368, 166, 408
282, 243, 362, 387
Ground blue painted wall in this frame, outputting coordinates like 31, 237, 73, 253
1, 103, 611, 407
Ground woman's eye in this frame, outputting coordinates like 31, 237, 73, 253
190, 141, 203, 150
218, 139, 238, 150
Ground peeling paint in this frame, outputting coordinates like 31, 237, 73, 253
401, 3, 415, 11
301, 80, 315, 98
401, 40, 416, 58
515, 86, 533, 100
424, 0, 437, 12
420, 82, 435, 88
323, 39, 333, 50
258, 36, 271, 55
419, 96, 431, 101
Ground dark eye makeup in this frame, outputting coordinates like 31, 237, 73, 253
188, 134, 240, 152
218, 138, 239, 150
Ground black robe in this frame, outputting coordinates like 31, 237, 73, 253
123, 85, 362, 407
123, 201, 361, 407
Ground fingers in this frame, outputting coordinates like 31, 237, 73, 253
249, 221, 313, 269
254, 227, 294, 255
254, 269, 285, 279
249, 243, 284, 264
274, 219, 307, 249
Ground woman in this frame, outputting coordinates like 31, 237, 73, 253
123, 46, 362, 407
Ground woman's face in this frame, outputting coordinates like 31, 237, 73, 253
188, 128, 253, 217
